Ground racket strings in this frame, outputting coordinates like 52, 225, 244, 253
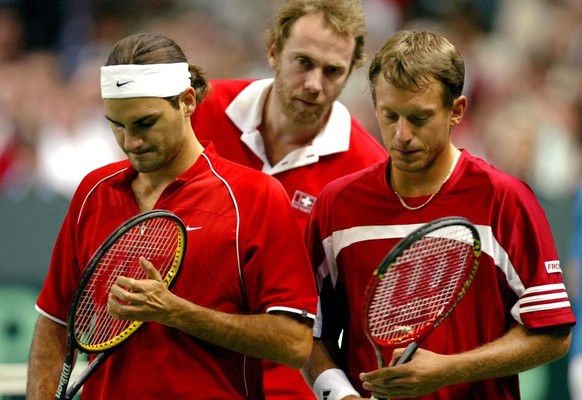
368, 225, 476, 344
75, 217, 180, 347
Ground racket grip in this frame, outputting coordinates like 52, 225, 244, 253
395, 342, 418, 365
371, 343, 420, 400
64, 352, 108, 400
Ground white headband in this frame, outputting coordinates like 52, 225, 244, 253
100, 63, 191, 99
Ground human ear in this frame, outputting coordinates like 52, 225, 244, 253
181, 87, 196, 117
267, 44, 278, 69
450, 95, 467, 126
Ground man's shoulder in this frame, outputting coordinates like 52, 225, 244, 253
347, 117, 382, 143
205, 79, 256, 102
320, 160, 387, 200
67, 160, 130, 210
460, 151, 537, 203
463, 151, 523, 186
194, 79, 257, 123
75, 161, 127, 190
344, 118, 388, 161
208, 152, 283, 188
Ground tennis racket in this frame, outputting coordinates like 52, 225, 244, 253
55, 209, 186, 400
362, 216, 481, 399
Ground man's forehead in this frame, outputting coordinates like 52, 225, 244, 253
284, 14, 355, 65
374, 76, 445, 109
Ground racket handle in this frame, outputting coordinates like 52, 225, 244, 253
395, 342, 418, 365
371, 343, 420, 400
64, 352, 109, 400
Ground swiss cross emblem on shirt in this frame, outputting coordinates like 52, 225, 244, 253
291, 190, 316, 213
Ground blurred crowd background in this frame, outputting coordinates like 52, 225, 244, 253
1, 0, 581, 200
0, 0, 581, 399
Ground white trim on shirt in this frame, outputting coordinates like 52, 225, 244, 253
225, 78, 352, 175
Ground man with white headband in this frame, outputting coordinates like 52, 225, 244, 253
27, 32, 317, 400
100, 63, 192, 99
190, 1, 387, 398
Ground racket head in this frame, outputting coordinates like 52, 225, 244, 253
68, 209, 186, 353
362, 216, 481, 349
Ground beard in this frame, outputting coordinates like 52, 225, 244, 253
273, 71, 332, 129
127, 150, 164, 173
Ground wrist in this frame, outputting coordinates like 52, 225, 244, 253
313, 368, 360, 400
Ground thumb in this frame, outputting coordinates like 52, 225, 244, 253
139, 256, 163, 281
389, 347, 407, 366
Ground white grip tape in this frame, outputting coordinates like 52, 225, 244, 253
313, 368, 360, 400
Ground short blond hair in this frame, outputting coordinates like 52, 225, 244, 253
267, 0, 367, 70
368, 30, 465, 108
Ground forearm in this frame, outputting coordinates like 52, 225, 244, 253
434, 323, 571, 386
303, 339, 341, 386
162, 296, 313, 368
108, 262, 314, 368
26, 315, 68, 400
360, 323, 571, 398
303, 339, 362, 400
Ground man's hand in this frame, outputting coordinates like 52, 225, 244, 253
108, 256, 176, 323
359, 348, 448, 399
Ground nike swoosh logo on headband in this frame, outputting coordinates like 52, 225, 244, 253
186, 226, 202, 231
116, 80, 133, 87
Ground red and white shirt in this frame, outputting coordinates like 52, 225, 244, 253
36, 144, 317, 399
191, 78, 387, 233
191, 78, 387, 399
307, 150, 575, 399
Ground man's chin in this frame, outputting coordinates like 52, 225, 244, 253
289, 108, 328, 128
129, 159, 158, 173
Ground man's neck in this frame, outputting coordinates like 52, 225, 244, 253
260, 88, 323, 165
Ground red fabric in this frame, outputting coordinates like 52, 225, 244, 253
37, 145, 317, 399
192, 79, 388, 234
192, 79, 387, 399
307, 150, 576, 399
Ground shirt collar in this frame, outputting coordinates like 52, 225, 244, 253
225, 78, 351, 174
111, 143, 221, 191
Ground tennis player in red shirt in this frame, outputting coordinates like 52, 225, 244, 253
303, 30, 575, 400
192, 4, 387, 396
27, 32, 317, 400
191, 0, 387, 235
